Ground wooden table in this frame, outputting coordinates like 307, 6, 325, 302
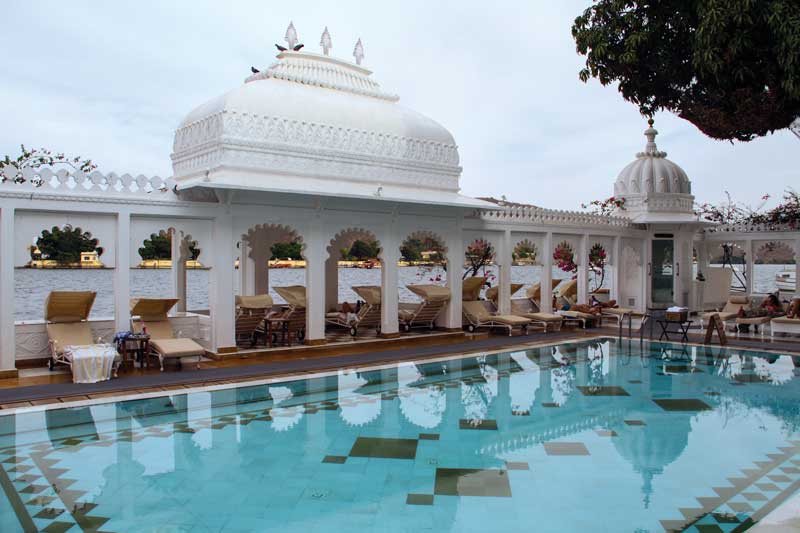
657, 319, 693, 343
118, 334, 150, 369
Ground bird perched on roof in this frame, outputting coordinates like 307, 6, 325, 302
275, 43, 304, 52
250, 66, 260, 74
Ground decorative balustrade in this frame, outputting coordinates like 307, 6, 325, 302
0, 166, 178, 199
702, 222, 799, 234
474, 205, 634, 228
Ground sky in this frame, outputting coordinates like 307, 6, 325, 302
1, 0, 796, 211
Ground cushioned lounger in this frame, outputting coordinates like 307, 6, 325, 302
700, 295, 750, 328
399, 285, 450, 331
557, 310, 597, 329
130, 298, 205, 371
326, 285, 382, 336
462, 300, 530, 336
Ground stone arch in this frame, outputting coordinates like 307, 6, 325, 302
754, 241, 796, 264
325, 227, 382, 311
240, 223, 305, 297
401, 230, 448, 257
513, 238, 538, 264
27, 223, 105, 267
243, 223, 304, 260
327, 227, 381, 260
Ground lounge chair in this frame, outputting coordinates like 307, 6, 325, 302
735, 315, 771, 337
462, 276, 487, 302
268, 286, 307, 345
399, 285, 450, 331
510, 299, 563, 332
526, 279, 562, 310
327, 285, 382, 336
235, 294, 273, 347
484, 284, 524, 307
771, 310, 800, 338
462, 300, 531, 336
45, 291, 121, 381
700, 295, 750, 329
557, 309, 597, 329
130, 298, 206, 371
600, 306, 636, 328
556, 279, 578, 306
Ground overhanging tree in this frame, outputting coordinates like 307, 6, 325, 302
36, 225, 103, 264
572, 0, 800, 141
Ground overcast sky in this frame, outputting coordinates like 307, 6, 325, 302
1, 1, 795, 211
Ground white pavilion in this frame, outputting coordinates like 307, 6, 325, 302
0, 25, 798, 376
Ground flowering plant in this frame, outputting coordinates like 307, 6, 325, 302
553, 241, 577, 274
588, 243, 607, 291
581, 196, 626, 216
0, 145, 96, 184
464, 239, 496, 280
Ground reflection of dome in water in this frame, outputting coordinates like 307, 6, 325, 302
612, 413, 692, 507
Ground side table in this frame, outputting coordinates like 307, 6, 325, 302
118, 334, 150, 370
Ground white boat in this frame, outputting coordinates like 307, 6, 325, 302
775, 270, 796, 292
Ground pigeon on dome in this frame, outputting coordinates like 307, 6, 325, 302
320, 26, 332, 56
276, 22, 304, 52
353, 38, 364, 65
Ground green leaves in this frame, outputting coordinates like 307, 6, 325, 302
0, 145, 97, 183
572, 0, 800, 141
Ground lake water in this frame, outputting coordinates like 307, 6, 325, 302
13, 264, 794, 321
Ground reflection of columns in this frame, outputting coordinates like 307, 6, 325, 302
541, 232, 554, 312
380, 233, 400, 336
744, 239, 754, 296
114, 210, 131, 333
442, 229, 464, 329
305, 220, 326, 343
496, 354, 511, 425
0, 206, 15, 372
325, 256, 338, 311
498, 230, 512, 314
210, 213, 236, 351
578, 234, 589, 304
611, 236, 622, 303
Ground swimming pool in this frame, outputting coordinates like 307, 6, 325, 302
1, 339, 799, 532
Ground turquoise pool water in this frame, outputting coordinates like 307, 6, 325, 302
1, 339, 799, 532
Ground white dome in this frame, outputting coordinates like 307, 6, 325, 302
613, 121, 696, 223
171, 51, 461, 193
614, 123, 691, 196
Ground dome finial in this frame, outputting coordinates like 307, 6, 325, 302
285, 22, 299, 50
353, 38, 365, 65
644, 119, 659, 155
320, 27, 332, 56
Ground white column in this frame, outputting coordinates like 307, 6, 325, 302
498, 230, 512, 314
577, 234, 589, 304
325, 256, 338, 311
171, 230, 187, 312
0, 207, 15, 372
744, 239, 754, 296
540, 232, 553, 313
253, 249, 269, 296
210, 214, 236, 351
304, 222, 327, 344
380, 233, 400, 336
611, 236, 622, 303
794, 240, 800, 299
442, 230, 464, 329
238, 239, 255, 297
114, 211, 131, 333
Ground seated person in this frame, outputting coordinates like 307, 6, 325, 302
760, 293, 784, 315
562, 302, 602, 316
589, 295, 618, 309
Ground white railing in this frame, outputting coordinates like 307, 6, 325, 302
0, 166, 178, 198
703, 222, 800, 234
474, 205, 633, 228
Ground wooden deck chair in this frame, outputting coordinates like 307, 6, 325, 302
462, 300, 531, 336
510, 299, 563, 332
399, 285, 451, 331
462, 276, 487, 301
700, 295, 750, 329
526, 279, 561, 310
556, 279, 578, 306
44, 291, 121, 378
271, 286, 307, 345
327, 285, 382, 336
130, 298, 205, 371
235, 294, 273, 347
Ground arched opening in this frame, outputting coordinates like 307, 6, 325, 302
131, 229, 204, 313
240, 223, 304, 302
397, 231, 448, 332
510, 237, 540, 299
325, 228, 381, 314
709, 242, 747, 292
19, 224, 109, 321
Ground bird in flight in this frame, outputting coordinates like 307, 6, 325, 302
251, 66, 260, 74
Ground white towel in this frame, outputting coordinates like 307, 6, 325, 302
65, 344, 117, 384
